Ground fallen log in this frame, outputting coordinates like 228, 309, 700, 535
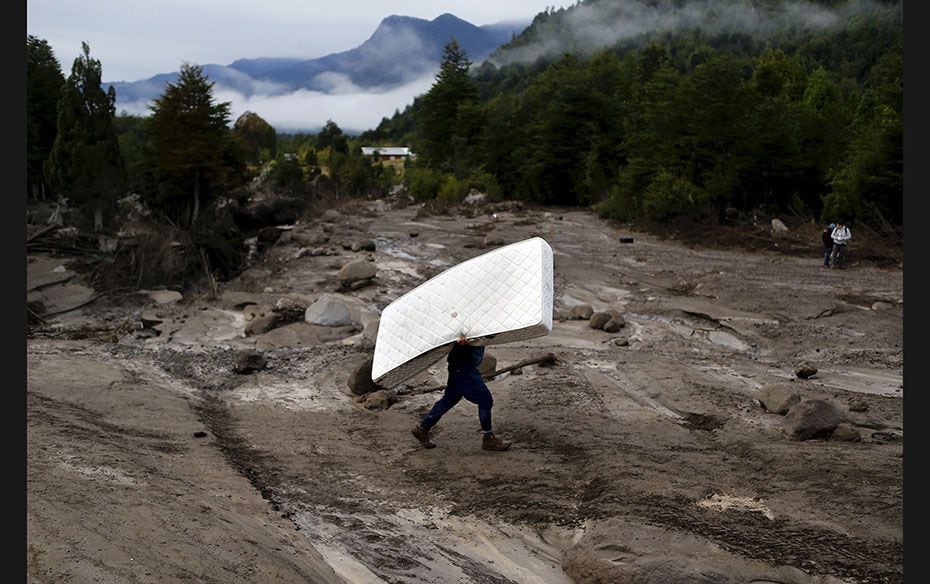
398, 352, 557, 396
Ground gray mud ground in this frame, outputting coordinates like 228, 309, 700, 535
27, 199, 903, 583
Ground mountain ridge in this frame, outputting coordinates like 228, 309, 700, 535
107, 13, 525, 110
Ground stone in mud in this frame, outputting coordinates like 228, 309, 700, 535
830, 423, 861, 442
783, 399, 842, 440
359, 389, 397, 411
848, 399, 869, 412
347, 357, 381, 396
589, 312, 612, 330
483, 233, 505, 247
478, 354, 498, 377
233, 350, 267, 374
570, 304, 594, 320
794, 361, 818, 379
603, 318, 625, 333
756, 384, 801, 415
305, 295, 354, 327
337, 260, 376, 285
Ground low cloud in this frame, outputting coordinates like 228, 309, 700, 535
116, 72, 436, 134
492, 0, 899, 67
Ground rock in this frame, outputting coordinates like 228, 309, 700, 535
245, 314, 279, 336
292, 232, 329, 247
233, 350, 267, 374
483, 233, 505, 247
831, 423, 862, 442
570, 304, 594, 320
464, 191, 487, 205
871, 430, 901, 443
350, 240, 377, 252
359, 389, 397, 411
294, 247, 308, 259
321, 209, 340, 221
305, 295, 355, 327
589, 312, 612, 329
603, 318, 626, 333
274, 297, 306, 317
346, 357, 382, 396
511, 367, 523, 375
872, 301, 893, 311
771, 218, 789, 234
357, 318, 380, 349
756, 384, 801, 415
794, 361, 818, 379
783, 399, 842, 440
848, 399, 869, 412
409, 231, 419, 238
349, 279, 373, 290
148, 290, 183, 304
613, 337, 630, 347
478, 354, 498, 377
193, 431, 208, 438
618, 236, 634, 244
243, 304, 270, 321
337, 260, 377, 285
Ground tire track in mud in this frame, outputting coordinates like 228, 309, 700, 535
458, 363, 903, 584
149, 351, 293, 515
28, 392, 185, 455
155, 349, 534, 584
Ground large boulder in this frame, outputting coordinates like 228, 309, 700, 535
570, 304, 594, 320
603, 318, 625, 333
305, 295, 355, 327
589, 312, 612, 330
478, 353, 498, 377
346, 356, 382, 396
783, 399, 843, 440
337, 260, 376, 286
756, 383, 801, 415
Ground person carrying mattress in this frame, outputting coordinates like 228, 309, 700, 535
412, 335, 511, 451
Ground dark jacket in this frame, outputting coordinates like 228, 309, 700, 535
447, 343, 485, 371
821, 229, 833, 247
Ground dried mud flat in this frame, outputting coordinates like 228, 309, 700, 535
27, 199, 903, 584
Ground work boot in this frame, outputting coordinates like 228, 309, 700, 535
412, 425, 436, 449
482, 432, 511, 451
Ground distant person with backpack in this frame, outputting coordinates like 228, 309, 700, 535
821, 223, 835, 267
830, 220, 852, 268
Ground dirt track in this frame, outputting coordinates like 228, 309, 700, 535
27, 199, 903, 583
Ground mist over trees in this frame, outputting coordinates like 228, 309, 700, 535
26, 0, 903, 261
370, 0, 903, 232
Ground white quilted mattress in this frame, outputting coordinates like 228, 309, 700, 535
372, 236, 554, 388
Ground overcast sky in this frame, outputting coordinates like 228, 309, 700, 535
27, 1, 572, 83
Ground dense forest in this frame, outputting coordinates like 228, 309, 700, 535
26, 0, 903, 288
364, 0, 903, 233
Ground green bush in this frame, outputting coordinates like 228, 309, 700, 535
641, 172, 711, 221
405, 166, 444, 201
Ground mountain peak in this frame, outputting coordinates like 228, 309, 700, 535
433, 13, 463, 23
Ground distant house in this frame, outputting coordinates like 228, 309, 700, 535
360, 146, 415, 173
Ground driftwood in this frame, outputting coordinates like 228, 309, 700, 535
26, 224, 59, 244
398, 352, 557, 396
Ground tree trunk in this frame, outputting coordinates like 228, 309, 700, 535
192, 173, 201, 224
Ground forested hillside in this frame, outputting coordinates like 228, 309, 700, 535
362, 0, 902, 233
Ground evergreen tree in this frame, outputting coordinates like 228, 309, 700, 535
27, 35, 65, 200
44, 42, 127, 231
415, 38, 478, 172
145, 63, 244, 224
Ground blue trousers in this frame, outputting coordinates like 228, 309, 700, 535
420, 367, 493, 433
823, 246, 833, 266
